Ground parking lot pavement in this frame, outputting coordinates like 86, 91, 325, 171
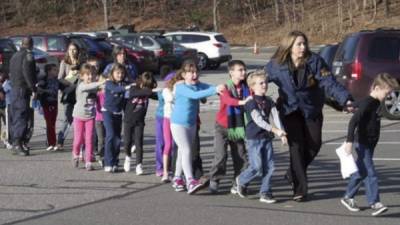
0, 49, 399, 225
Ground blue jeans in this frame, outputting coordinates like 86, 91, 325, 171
344, 144, 380, 205
103, 111, 122, 167
238, 139, 275, 194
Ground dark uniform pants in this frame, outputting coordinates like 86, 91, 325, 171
283, 110, 323, 197
10, 88, 31, 145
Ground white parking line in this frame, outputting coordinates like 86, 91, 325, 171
374, 158, 400, 161
324, 141, 400, 145
324, 120, 397, 124
323, 130, 399, 133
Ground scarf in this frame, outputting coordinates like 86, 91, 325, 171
226, 80, 250, 140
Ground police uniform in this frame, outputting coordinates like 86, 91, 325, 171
9, 47, 37, 155
265, 52, 352, 199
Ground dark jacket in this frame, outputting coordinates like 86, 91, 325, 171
9, 48, 37, 93
265, 53, 351, 119
124, 85, 157, 125
104, 80, 126, 113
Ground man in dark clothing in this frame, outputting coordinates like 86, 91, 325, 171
9, 37, 37, 156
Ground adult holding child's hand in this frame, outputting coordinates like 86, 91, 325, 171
265, 31, 353, 202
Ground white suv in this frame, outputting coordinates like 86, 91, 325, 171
164, 31, 232, 70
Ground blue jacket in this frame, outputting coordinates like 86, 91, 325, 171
265, 53, 351, 119
104, 80, 126, 113
171, 82, 216, 127
103, 63, 138, 82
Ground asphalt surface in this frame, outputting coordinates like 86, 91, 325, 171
0, 47, 399, 225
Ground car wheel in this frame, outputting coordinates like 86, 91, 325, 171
197, 53, 208, 70
207, 62, 220, 70
159, 64, 173, 78
382, 89, 400, 120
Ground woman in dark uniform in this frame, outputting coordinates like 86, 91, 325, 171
265, 31, 353, 201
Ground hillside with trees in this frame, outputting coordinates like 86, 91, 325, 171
0, 0, 399, 45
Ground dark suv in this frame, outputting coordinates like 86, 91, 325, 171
0, 38, 17, 75
332, 28, 400, 119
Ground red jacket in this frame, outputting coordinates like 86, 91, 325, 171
215, 87, 242, 128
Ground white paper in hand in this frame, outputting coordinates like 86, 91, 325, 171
335, 142, 358, 179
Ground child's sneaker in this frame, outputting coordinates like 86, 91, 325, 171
131, 145, 136, 153
72, 158, 79, 168
104, 166, 112, 172
209, 180, 219, 194
371, 202, 388, 216
236, 176, 246, 198
161, 174, 170, 183
135, 163, 143, 175
85, 162, 94, 171
156, 170, 163, 177
340, 198, 360, 212
259, 193, 277, 204
124, 156, 131, 172
187, 179, 204, 195
112, 165, 118, 173
46, 146, 54, 151
172, 177, 186, 192
230, 184, 238, 195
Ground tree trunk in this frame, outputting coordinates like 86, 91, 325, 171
273, 0, 280, 24
213, 0, 220, 32
292, 0, 296, 25
282, 0, 290, 27
383, 0, 389, 17
369, 0, 377, 24
102, 0, 109, 29
337, 0, 343, 33
348, 0, 353, 27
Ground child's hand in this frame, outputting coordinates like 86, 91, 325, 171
281, 136, 288, 146
216, 84, 225, 94
272, 127, 286, 138
152, 88, 162, 92
345, 142, 352, 155
125, 84, 132, 90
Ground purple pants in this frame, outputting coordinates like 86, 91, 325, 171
155, 116, 164, 173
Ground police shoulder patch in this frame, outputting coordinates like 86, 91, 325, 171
320, 67, 331, 77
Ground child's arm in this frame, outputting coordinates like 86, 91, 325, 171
78, 82, 103, 92
128, 86, 153, 99
105, 81, 126, 94
269, 106, 288, 145
175, 83, 223, 100
220, 88, 252, 106
246, 101, 286, 137
345, 106, 365, 154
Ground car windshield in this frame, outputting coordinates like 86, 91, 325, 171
335, 35, 359, 62
32, 47, 48, 59
215, 35, 228, 43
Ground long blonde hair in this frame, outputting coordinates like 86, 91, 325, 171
271, 30, 311, 65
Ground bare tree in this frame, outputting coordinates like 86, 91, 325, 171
102, 0, 109, 29
273, 0, 280, 24
383, 0, 389, 17
337, 0, 343, 33
213, 0, 221, 32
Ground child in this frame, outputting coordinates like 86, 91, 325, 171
123, 72, 158, 174
208, 60, 252, 194
37, 64, 60, 151
340, 73, 399, 216
103, 63, 130, 173
170, 62, 225, 194
1, 74, 12, 149
95, 75, 106, 167
71, 64, 105, 170
236, 70, 287, 204
0, 72, 7, 147
160, 72, 182, 182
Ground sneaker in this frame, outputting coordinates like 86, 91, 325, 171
72, 158, 79, 168
260, 193, 277, 204
46, 146, 54, 151
161, 174, 170, 183
131, 145, 136, 153
209, 180, 219, 194
136, 163, 143, 175
172, 177, 186, 192
371, 202, 388, 216
156, 170, 163, 177
187, 179, 204, 195
230, 185, 238, 195
341, 198, 360, 212
236, 176, 246, 198
104, 166, 112, 172
85, 162, 94, 171
98, 159, 104, 168
124, 156, 131, 172
5, 142, 13, 150
293, 195, 307, 202
112, 165, 118, 173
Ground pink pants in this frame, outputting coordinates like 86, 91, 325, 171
72, 117, 94, 162
162, 118, 173, 156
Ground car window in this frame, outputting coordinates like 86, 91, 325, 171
188, 35, 210, 43
368, 37, 400, 60
47, 37, 67, 52
335, 35, 359, 61
215, 35, 227, 43
32, 37, 45, 51
0, 40, 16, 53
140, 37, 154, 47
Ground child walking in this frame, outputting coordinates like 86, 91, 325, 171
340, 73, 399, 216
103, 63, 130, 173
236, 70, 287, 203
72, 64, 105, 170
95, 75, 106, 167
123, 72, 158, 174
170, 61, 225, 194
208, 60, 252, 194
37, 64, 60, 151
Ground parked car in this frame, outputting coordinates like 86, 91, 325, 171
108, 33, 176, 77
9, 34, 68, 61
32, 47, 59, 78
0, 38, 17, 75
332, 28, 400, 119
173, 43, 198, 68
318, 43, 339, 70
107, 40, 158, 74
164, 31, 232, 70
